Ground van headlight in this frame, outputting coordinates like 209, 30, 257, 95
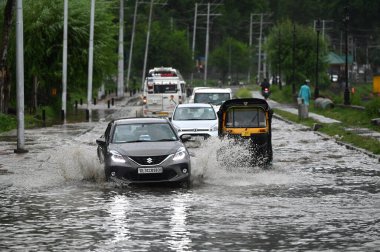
110, 150, 125, 163
173, 147, 188, 161
210, 123, 218, 131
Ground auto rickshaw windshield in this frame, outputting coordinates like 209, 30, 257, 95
226, 108, 266, 128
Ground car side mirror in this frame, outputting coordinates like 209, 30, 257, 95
96, 137, 106, 146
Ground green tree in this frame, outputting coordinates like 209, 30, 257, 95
7, 0, 117, 111
209, 37, 249, 83
264, 19, 329, 91
0, 0, 15, 114
132, 20, 192, 79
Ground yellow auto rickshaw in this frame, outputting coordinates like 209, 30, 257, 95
217, 98, 273, 166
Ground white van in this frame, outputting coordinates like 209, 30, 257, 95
142, 67, 186, 117
189, 87, 233, 111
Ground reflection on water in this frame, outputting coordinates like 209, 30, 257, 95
0, 116, 379, 251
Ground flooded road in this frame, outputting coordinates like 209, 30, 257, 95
0, 102, 379, 251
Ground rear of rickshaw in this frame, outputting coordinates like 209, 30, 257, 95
217, 98, 273, 167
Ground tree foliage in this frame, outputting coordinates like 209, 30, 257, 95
209, 37, 249, 82
264, 20, 329, 89
6, 0, 118, 109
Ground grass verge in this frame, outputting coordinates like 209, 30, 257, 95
273, 109, 380, 155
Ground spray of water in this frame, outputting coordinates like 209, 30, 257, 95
189, 137, 301, 187
55, 145, 105, 183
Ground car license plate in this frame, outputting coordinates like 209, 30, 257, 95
241, 131, 251, 137
192, 136, 205, 141
138, 167, 163, 174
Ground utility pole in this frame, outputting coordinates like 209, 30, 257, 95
126, 0, 138, 91
248, 13, 253, 85
257, 13, 263, 82
87, 0, 95, 118
343, 6, 350, 105
190, 2, 197, 86
315, 19, 321, 99
292, 23, 296, 95
203, 2, 210, 86
15, 0, 27, 153
117, 0, 124, 97
193, 3, 221, 85
141, 0, 154, 89
250, 13, 271, 84
62, 0, 68, 122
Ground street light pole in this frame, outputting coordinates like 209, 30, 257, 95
292, 23, 296, 95
344, 6, 350, 105
278, 28, 282, 90
62, 0, 68, 122
141, 0, 154, 90
314, 19, 321, 99
15, 0, 28, 153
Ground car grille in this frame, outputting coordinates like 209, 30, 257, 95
181, 128, 210, 132
129, 155, 169, 165
127, 170, 178, 181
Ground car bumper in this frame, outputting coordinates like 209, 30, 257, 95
107, 162, 190, 184
177, 130, 218, 139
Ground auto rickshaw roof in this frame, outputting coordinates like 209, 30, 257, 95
218, 98, 271, 112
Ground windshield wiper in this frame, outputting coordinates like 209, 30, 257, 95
123, 140, 149, 143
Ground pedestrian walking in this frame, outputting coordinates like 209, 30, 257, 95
298, 79, 311, 118
298, 79, 311, 105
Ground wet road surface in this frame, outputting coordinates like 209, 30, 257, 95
0, 103, 379, 251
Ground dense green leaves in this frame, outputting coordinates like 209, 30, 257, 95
6, 0, 118, 108
265, 20, 329, 89
209, 37, 249, 82
1, 0, 379, 112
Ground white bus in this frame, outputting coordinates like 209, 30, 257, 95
142, 67, 186, 117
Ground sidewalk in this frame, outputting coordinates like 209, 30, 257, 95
269, 99, 380, 143
252, 91, 340, 124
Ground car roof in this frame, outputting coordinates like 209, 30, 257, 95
113, 117, 169, 125
193, 87, 232, 93
176, 103, 213, 108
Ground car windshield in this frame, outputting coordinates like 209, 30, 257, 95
173, 107, 217, 120
112, 123, 178, 143
226, 108, 266, 128
194, 93, 230, 105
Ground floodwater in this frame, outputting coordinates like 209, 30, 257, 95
0, 103, 379, 251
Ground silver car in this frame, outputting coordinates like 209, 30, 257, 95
96, 117, 191, 185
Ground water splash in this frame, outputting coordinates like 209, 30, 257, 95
189, 137, 300, 187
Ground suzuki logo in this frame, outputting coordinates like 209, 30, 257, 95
146, 157, 153, 164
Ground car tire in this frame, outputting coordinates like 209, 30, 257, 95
104, 167, 111, 181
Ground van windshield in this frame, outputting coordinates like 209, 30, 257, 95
194, 93, 230, 105
154, 84, 177, 93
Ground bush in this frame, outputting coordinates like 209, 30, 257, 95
0, 113, 17, 133
235, 88, 252, 98
365, 97, 380, 117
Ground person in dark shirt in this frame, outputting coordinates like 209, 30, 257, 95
260, 78, 270, 91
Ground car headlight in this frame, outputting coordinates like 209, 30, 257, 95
173, 147, 188, 161
210, 123, 218, 131
110, 150, 125, 163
